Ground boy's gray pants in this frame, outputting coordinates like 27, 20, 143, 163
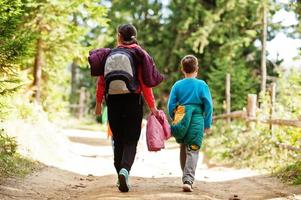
180, 144, 199, 184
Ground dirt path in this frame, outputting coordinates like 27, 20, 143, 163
0, 127, 301, 200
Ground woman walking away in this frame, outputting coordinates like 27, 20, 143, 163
94, 24, 163, 192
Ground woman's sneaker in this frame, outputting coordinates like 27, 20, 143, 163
182, 181, 193, 192
118, 168, 129, 192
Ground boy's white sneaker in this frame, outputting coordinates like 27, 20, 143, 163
182, 181, 193, 192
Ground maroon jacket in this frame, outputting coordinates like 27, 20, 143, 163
88, 44, 164, 87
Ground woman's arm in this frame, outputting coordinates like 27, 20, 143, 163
139, 69, 157, 113
95, 76, 105, 115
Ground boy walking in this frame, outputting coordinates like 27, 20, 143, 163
167, 55, 213, 192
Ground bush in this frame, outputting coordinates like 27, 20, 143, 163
0, 128, 36, 178
276, 161, 301, 185
203, 70, 301, 184
204, 120, 295, 171
0, 129, 17, 156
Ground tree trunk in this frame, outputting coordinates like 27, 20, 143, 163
260, 3, 267, 94
164, 32, 182, 70
71, 60, 77, 97
78, 87, 86, 119
33, 38, 43, 103
226, 73, 231, 123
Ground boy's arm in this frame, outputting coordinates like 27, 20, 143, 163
167, 85, 177, 119
202, 84, 213, 129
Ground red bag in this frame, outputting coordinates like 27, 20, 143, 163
146, 110, 171, 152
158, 110, 171, 140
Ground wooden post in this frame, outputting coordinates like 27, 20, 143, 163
260, 2, 268, 95
78, 87, 86, 119
247, 94, 257, 130
247, 94, 257, 119
269, 83, 276, 132
226, 73, 231, 123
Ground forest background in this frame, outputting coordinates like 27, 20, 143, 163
1, 0, 301, 184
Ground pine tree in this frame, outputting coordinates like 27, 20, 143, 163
0, 0, 33, 96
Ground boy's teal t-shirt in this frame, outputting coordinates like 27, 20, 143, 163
167, 78, 213, 128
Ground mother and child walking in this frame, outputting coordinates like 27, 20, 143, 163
88, 24, 213, 193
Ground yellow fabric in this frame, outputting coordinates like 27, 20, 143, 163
189, 144, 199, 151
172, 105, 185, 125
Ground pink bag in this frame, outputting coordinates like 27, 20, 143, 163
146, 110, 171, 152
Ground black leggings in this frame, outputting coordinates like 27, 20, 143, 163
112, 140, 138, 174
107, 94, 143, 173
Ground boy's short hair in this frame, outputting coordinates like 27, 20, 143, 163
181, 55, 198, 73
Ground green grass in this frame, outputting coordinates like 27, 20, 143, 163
204, 120, 301, 184
0, 154, 38, 178
0, 130, 38, 179
276, 161, 301, 185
